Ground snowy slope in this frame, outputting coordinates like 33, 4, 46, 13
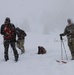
0, 32, 74, 75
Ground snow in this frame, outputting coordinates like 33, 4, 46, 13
0, 32, 74, 75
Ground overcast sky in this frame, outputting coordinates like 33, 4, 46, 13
0, 0, 74, 32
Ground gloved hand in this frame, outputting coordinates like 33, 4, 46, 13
60, 36, 63, 40
60, 34, 64, 36
60, 34, 63, 40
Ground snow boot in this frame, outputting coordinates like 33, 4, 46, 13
15, 54, 19, 62
71, 57, 74, 60
21, 49, 25, 54
4, 55, 9, 61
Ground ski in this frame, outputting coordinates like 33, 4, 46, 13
56, 60, 67, 64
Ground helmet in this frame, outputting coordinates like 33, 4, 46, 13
5, 17, 10, 24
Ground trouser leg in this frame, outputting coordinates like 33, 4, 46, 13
16, 40, 21, 49
71, 51, 74, 59
68, 38, 74, 59
17, 39, 25, 54
4, 40, 9, 61
10, 42, 19, 61
20, 39, 25, 54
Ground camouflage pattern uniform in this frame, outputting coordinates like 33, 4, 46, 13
60, 19, 74, 59
16, 38, 25, 53
16, 27, 27, 54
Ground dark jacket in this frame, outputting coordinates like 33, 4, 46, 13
1, 23, 16, 42
16, 28, 27, 40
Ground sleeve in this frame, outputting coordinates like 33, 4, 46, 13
24, 31, 27, 36
63, 27, 68, 35
1, 24, 5, 35
63, 26, 73, 36
21, 30, 27, 36
60, 27, 67, 36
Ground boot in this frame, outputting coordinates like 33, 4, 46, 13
21, 50, 25, 54
21, 48, 25, 54
71, 55, 74, 60
71, 57, 74, 60
15, 54, 19, 62
4, 55, 9, 61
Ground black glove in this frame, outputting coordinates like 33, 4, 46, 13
60, 36, 63, 40
60, 34, 64, 36
60, 34, 63, 40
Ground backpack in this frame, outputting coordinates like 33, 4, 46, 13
38, 46, 46, 54
4, 24, 15, 40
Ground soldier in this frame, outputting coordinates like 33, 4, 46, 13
1, 17, 19, 61
60, 19, 74, 60
16, 27, 27, 54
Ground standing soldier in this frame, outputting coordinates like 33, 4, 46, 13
60, 19, 74, 60
16, 27, 27, 54
1, 17, 19, 61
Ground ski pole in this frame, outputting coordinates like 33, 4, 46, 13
61, 40, 68, 60
61, 40, 63, 60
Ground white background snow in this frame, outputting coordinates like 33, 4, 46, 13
0, 0, 74, 75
